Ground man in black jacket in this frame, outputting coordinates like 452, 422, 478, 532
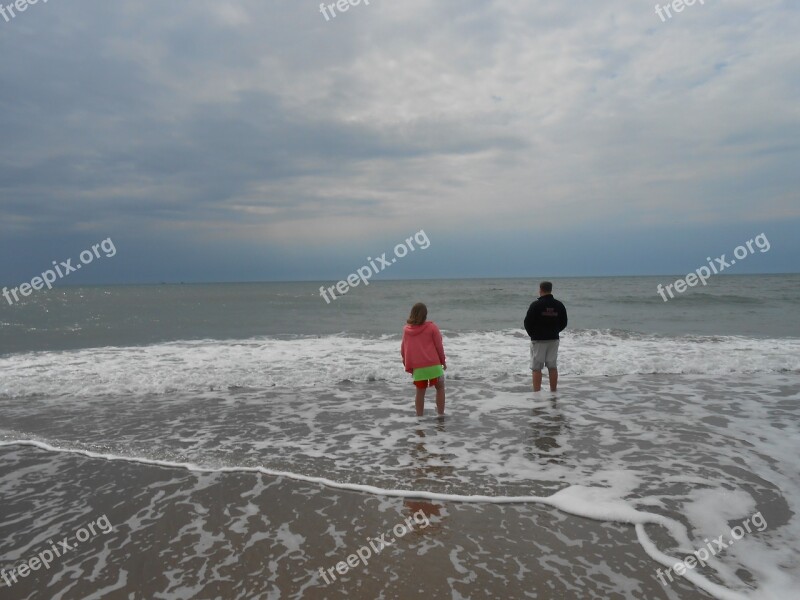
524, 281, 568, 392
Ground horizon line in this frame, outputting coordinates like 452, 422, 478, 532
4, 271, 797, 288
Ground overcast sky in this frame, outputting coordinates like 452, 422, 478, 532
0, 0, 798, 284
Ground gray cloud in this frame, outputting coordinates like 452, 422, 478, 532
0, 0, 798, 278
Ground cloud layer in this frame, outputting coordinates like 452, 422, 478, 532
0, 0, 798, 280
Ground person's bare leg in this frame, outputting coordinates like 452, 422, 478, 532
548, 368, 558, 391
532, 370, 542, 392
415, 387, 426, 416
434, 379, 445, 415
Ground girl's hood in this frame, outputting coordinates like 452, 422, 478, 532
403, 321, 433, 336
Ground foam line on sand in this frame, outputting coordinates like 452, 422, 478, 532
0, 439, 751, 600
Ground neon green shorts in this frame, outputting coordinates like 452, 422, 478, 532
413, 365, 444, 381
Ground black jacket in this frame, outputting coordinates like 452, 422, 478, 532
524, 294, 568, 340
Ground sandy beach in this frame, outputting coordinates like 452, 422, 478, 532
1, 442, 718, 600
2, 357, 798, 598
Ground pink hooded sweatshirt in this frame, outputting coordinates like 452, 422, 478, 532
400, 321, 446, 373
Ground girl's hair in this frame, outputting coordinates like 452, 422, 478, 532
407, 302, 428, 326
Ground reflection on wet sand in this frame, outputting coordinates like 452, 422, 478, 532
526, 398, 569, 464
403, 499, 445, 535
409, 426, 457, 483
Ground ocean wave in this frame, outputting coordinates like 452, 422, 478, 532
664, 292, 761, 305
0, 330, 798, 398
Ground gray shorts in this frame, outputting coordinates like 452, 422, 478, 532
530, 340, 559, 371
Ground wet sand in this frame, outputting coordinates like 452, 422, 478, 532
0, 444, 713, 599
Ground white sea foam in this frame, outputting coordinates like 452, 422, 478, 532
1, 331, 798, 599
0, 329, 797, 398
0, 439, 747, 599
2, 368, 798, 600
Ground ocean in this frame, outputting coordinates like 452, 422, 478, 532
1, 275, 799, 599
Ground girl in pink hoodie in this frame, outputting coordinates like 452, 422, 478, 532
400, 303, 447, 416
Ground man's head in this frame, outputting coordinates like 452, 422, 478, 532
539, 281, 553, 297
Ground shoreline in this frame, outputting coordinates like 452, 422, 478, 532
0, 443, 717, 600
